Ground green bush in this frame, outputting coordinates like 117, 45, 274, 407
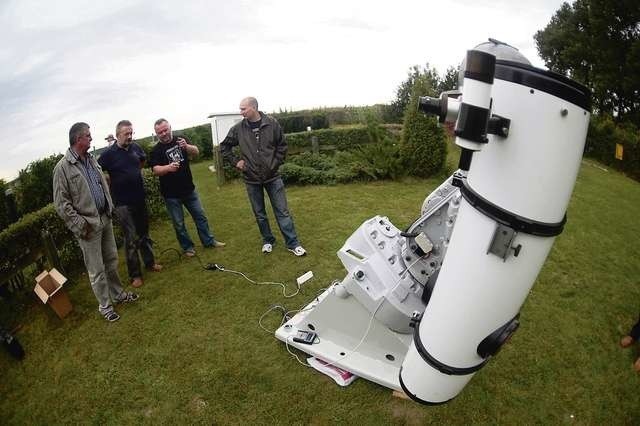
0, 171, 168, 277
0, 180, 10, 233
281, 138, 404, 186
142, 168, 167, 219
400, 91, 447, 178
286, 126, 376, 152
15, 154, 63, 215
585, 115, 640, 181
0, 205, 82, 277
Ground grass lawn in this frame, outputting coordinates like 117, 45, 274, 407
1, 154, 639, 424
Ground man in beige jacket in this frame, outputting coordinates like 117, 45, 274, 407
53, 122, 138, 322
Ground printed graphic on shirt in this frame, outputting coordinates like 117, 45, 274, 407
166, 144, 184, 164
252, 127, 260, 143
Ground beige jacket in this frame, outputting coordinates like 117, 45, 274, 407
53, 148, 113, 239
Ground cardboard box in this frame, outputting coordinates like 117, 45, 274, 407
34, 268, 72, 319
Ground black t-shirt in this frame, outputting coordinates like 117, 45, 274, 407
149, 136, 195, 198
249, 119, 262, 140
97, 142, 146, 206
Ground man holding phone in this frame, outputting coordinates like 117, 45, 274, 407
149, 118, 225, 256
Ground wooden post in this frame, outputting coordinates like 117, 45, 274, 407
41, 230, 65, 275
214, 145, 226, 186
311, 136, 319, 155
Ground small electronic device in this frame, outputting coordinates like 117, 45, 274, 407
292, 330, 317, 345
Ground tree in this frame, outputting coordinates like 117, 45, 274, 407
16, 154, 63, 215
0, 179, 9, 232
534, 0, 640, 124
391, 64, 460, 123
438, 66, 459, 93
400, 77, 447, 178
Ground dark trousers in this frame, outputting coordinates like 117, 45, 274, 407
630, 315, 640, 340
114, 203, 155, 280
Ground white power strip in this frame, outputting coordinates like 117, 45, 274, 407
296, 271, 314, 285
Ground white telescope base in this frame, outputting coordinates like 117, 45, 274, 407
275, 286, 412, 390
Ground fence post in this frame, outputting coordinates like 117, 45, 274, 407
214, 145, 226, 186
308, 126, 319, 155
41, 230, 65, 275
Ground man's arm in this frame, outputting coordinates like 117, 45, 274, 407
178, 137, 198, 159
273, 120, 287, 167
220, 127, 241, 168
152, 163, 180, 176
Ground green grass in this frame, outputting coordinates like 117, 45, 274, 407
1, 155, 639, 424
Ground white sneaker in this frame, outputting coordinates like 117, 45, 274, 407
289, 246, 307, 257
262, 243, 273, 254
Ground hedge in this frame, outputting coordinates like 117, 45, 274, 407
285, 125, 398, 152
585, 115, 640, 181
0, 204, 80, 277
274, 105, 399, 126
0, 169, 166, 278
272, 112, 330, 133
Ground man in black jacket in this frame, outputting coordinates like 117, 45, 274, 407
220, 97, 306, 256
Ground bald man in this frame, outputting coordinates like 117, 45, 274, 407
220, 97, 306, 256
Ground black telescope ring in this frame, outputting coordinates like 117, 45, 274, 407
459, 179, 566, 237
412, 321, 489, 376
398, 367, 455, 406
495, 60, 591, 111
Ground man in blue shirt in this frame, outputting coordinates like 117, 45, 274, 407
98, 120, 162, 288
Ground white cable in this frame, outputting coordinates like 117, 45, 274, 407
221, 268, 301, 298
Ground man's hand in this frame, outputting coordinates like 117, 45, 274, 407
236, 159, 245, 171
166, 162, 180, 173
177, 137, 188, 150
81, 221, 92, 240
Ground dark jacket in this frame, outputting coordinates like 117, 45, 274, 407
220, 112, 287, 184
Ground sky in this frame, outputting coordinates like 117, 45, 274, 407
0, 0, 568, 181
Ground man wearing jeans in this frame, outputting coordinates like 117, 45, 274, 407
149, 118, 225, 256
98, 120, 162, 288
220, 97, 306, 256
53, 122, 138, 322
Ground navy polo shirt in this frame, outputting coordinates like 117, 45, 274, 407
97, 142, 146, 206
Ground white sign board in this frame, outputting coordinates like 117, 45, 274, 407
209, 113, 243, 147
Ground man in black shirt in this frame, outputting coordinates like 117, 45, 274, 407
149, 118, 224, 256
98, 120, 162, 288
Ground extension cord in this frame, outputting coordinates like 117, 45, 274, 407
205, 263, 224, 271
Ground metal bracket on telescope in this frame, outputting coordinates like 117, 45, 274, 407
487, 223, 521, 261
409, 311, 423, 329
487, 114, 511, 138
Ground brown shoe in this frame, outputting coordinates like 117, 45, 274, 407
210, 241, 226, 248
184, 249, 196, 257
147, 263, 163, 272
620, 335, 635, 348
131, 277, 143, 288
634, 357, 640, 372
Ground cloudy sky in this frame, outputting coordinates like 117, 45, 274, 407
0, 0, 566, 180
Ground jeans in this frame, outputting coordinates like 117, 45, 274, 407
114, 203, 155, 280
164, 190, 216, 251
76, 214, 126, 315
245, 177, 300, 249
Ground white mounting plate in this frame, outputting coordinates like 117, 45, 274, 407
275, 286, 413, 390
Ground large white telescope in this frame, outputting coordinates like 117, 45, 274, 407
276, 39, 591, 404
